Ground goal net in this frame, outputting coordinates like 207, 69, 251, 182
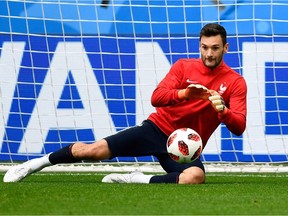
0, 0, 288, 173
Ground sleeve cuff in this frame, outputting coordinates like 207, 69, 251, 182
218, 107, 229, 121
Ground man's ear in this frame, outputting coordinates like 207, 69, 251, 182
224, 43, 229, 54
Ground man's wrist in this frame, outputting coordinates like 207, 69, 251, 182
219, 106, 228, 115
178, 89, 188, 100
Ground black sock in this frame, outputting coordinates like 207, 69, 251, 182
48, 144, 81, 165
149, 172, 180, 184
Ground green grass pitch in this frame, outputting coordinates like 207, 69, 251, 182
0, 172, 287, 215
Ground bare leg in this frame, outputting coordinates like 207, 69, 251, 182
3, 139, 111, 183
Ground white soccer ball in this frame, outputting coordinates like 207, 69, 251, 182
166, 128, 203, 164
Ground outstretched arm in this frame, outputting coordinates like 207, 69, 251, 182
178, 84, 211, 101
151, 61, 210, 107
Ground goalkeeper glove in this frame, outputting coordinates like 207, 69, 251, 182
178, 84, 210, 100
209, 90, 226, 113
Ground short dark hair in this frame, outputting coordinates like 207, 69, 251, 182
200, 23, 227, 46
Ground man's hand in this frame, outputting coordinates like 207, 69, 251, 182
179, 84, 211, 100
209, 90, 226, 113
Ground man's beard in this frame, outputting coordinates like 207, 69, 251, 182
202, 56, 223, 69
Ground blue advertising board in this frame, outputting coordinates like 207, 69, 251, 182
0, 0, 288, 162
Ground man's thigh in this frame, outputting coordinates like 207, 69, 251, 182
156, 153, 205, 173
105, 120, 168, 158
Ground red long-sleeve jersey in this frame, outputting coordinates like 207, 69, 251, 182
148, 58, 247, 148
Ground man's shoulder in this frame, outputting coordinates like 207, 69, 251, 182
223, 62, 243, 77
175, 58, 201, 67
176, 58, 200, 63
224, 66, 247, 88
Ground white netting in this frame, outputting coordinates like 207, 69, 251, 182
0, 0, 288, 172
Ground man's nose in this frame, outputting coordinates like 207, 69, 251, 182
206, 49, 213, 57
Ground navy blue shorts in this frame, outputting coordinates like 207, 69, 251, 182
104, 120, 205, 173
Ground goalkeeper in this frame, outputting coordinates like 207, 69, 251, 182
3, 23, 247, 184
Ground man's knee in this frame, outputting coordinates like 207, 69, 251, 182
178, 167, 205, 184
72, 139, 111, 160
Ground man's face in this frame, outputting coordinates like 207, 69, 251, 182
200, 35, 228, 69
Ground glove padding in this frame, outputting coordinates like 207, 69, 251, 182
184, 84, 211, 100
209, 91, 226, 113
